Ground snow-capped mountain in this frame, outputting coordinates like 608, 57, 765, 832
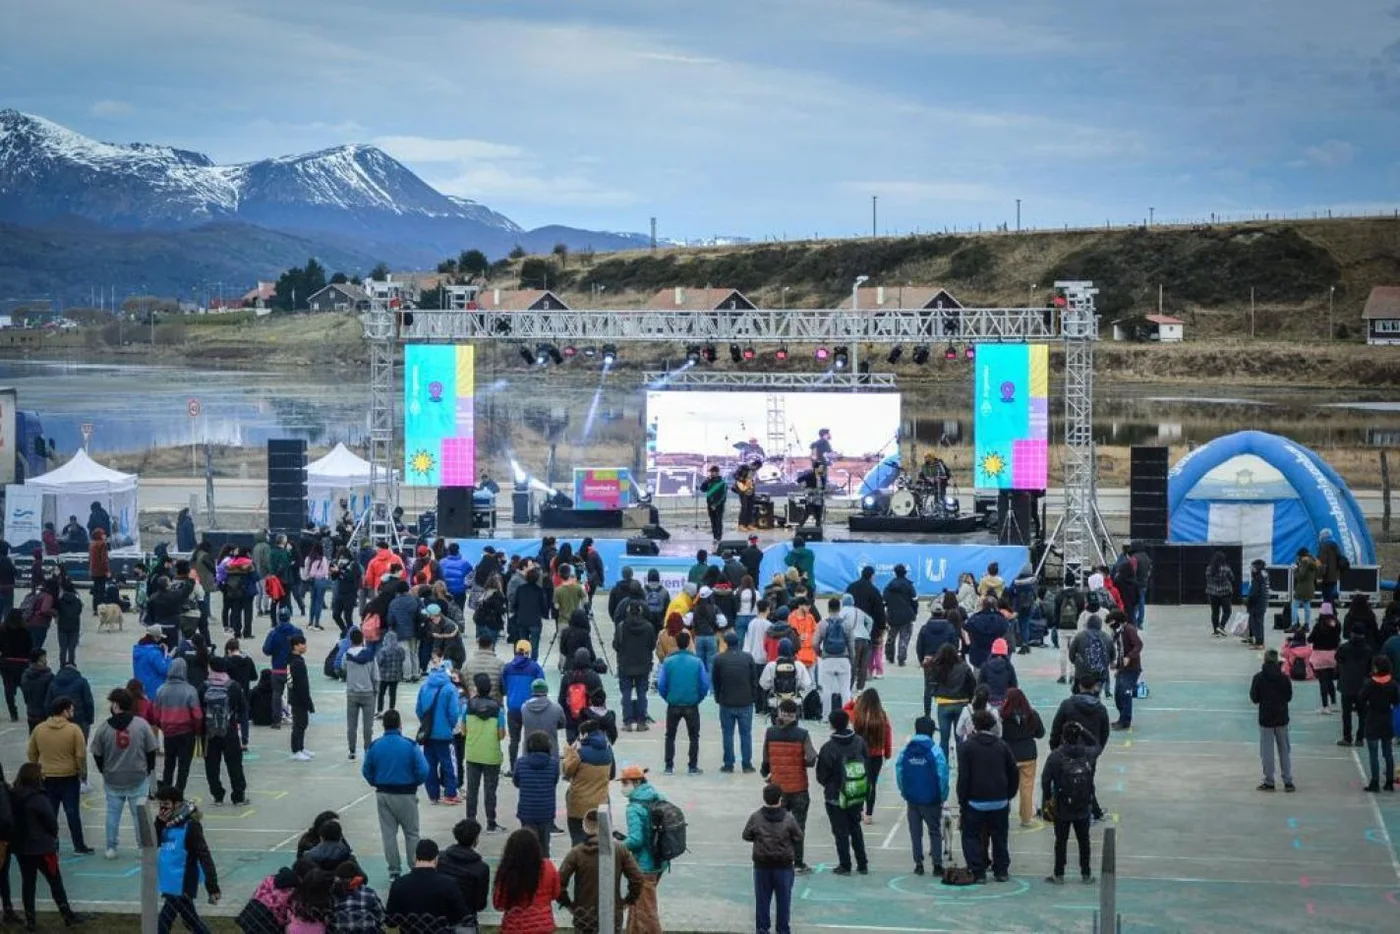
0, 109, 650, 294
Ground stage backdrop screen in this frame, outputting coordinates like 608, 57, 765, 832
646, 390, 900, 484
403, 344, 475, 487
973, 343, 1049, 491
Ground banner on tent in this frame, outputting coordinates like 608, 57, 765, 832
4, 485, 43, 546
760, 542, 1031, 597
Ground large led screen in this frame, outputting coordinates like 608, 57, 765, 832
973, 343, 1049, 491
403, 344, 475, 486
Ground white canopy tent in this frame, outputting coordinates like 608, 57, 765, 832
27, 449, 141, 552
306, 443, 381, 527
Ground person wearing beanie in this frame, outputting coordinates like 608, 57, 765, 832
520, 677, 566, 762
713, 629, 758, 772
977, 638, 1019, 708
815, 709, 869, 875
462, 672, 506, 833
500, 641, 547, 769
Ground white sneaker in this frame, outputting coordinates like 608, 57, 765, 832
292, 751, 313, 762
104, 848, 117, 860
304, 750, 317, 758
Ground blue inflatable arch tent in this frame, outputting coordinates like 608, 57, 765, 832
1167, 430, 1375, 568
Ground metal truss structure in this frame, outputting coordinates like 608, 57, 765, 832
369, 291, 1109, 573
640, 370, 898, 390
358, 300, 401, 548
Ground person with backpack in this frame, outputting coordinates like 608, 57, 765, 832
813, 598, 855, 719
154, 784, 220, 933
815, 709, 869, 875
614, 601, 658, 734
640, 569, 670, 629
1068, 614, 1115, 686
1249, 648, 1295, 792
153, 658, 203, 795
1056, 593, 1092, 682
658, 631, 710, 775
558, 647, 603, 746
89, 686, 159, 858
742, 783, 803, 934
200, 660, 248, 807
956, 708, 1019, 883
1000, 688, 1046, 828
760, 638, 814, 721
1040, 720, 1099, 884
712, 630, 758, 773
619, 764, 676, 932
895, 716, 949, 876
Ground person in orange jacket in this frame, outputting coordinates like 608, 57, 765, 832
788, 599, 819, 669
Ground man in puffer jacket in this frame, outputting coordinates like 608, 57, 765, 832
154, 658, 203, 794
612, 602, 658, 732
501, 642, 546, 767
513, 730, 562, 856
438, 543, 472, 608
976, 639, 1019, 706
742, 783, 803, 934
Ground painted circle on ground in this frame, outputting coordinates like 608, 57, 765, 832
887, 874, 1032, 899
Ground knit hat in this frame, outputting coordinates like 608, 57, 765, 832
531, 678, 548, 695
991, 638, 1009, 656
515, 639, 532, 655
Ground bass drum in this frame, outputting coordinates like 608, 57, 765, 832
756, 464, 783, 484
889, 489, 917, 517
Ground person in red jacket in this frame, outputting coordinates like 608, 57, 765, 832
492, 828, 560, 934
364, 542, 399, 594
846, 689, 894, 825
88, 529, 111, 616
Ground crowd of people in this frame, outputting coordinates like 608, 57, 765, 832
2, 521, 1397, 934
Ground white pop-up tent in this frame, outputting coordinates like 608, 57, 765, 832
306, 443, 376, 527
26, 449, 141, 552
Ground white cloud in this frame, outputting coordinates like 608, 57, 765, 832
372, 136, 524, 163
89, 99, 133, 117
634, 51, 721, 65
1291, 140, 1357, 168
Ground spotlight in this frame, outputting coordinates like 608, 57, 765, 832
702, 343, 717, 363
775, 346, 789, 362
562, 345, 578, 359
686, 344, 702, 364
832, 346, 849, 369
602, 343, 618, 365
742, 345, 756, 361
729, 343, 743, 363
519, 344, 535, 365
964, 345, 976, 360
583, 346, 597, 359
815, 346, 831, 362
943, 344, 957, 361
887, 345, 904, 364
912, 344, 931, 365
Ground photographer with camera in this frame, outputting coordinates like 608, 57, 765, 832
329, 547, 361, 637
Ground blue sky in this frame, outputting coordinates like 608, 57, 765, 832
4, 0, 1398, 238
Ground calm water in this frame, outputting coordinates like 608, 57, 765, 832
5, 359, 1400, 462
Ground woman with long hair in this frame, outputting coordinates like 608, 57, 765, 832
10, 762, 84, 928
1000, 687, 1046, 827
286, 867, 335, 934
655, 613, 683, 662
492, 828, 560, 934
302, 544, 330, 632
473, 573, 507, 643
926, 643, 974, 760
735, 575, 759, 644
849, 689, 894, 825
1308, 607, 1343, 714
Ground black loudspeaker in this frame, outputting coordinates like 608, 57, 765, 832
437, 486, 475, 538
626, 536, 660, 556
1130, 447, 1169, 543
641, 524, 671, 541
997, 490, 1033, 546
267, 439, 307, 536
717, 539, 751, 555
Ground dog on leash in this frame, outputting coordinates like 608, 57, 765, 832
96, 603, 125, 633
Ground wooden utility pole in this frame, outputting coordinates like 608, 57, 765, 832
1381, 450, 1392, 541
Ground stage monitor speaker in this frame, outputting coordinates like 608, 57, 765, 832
717, 539, 751, 555
437, 487, 476, 538
794, 527, 823, 542
641, 524, 671, 541
997, 490, 1033, 546
512, 490, 533, 525
1130, 446, 1169, 542
626, 536, 660, 557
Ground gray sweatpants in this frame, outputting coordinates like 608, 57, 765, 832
375, 792, 420, 875
1259, 726, 1293, 785
346, 692, 375, 754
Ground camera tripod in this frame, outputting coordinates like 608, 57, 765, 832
539, 598, 614, 673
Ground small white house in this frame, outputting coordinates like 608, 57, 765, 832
1112, 314, 1184, 343
1363, 286, 1400, 346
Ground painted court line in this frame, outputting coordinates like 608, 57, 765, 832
1348, 747, 1400, 884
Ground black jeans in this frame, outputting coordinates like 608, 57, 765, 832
90, 576, 108, 614
44, 776, 86, 850
1053, 818, 1092, 878
864, 757, 884, 816
1317, 669, 1337, 708
162, 734, 196, 795
961, 806, 1009, 879
158, 894, 210, 934
17, 855, 71, 922
226, 593, 253, 638
332, 592, 356, 635
1210, 595, 1232, 632
465, 763, 500, 824
507, 709, 523, 767
825, 803, 867, 871
204, 735, 247, 803
291, 706, 309, 753
781, 791, 810, 867
56, 628, 79, 668
707, 506, 724, 542
0, 661, 23, 720
884, 625, 912, 664
664, 704, 701, 770
377, 681, 398, 713
1341, 692, 1365, 743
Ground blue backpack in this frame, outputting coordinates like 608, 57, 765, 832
898, 739, 941, 806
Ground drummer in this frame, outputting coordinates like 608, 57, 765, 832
918, 452, 950, 499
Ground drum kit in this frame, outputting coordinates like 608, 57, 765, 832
885, 471, 959, 518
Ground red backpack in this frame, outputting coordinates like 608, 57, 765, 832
566, 681, 588, 719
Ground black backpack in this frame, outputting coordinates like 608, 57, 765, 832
1290, 656, 1308, 681
1057, 756, 1094, 814
647, 798, 687, 863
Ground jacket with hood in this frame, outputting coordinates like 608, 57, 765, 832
262, 619, 304, 672
344, 644, 379, 695
304, 838, 354, 870
45, 665, 94, 728
966, 609, 1009, 668
658, 648, 710, 707
1000, 707, 1046, 762
414, 667, 462, 742
463, 686, 505, 766
641, 580, 671, 625
1068, 617, 1116, 680
11, 784, 59, 855
133, 638, 170, 699
156, 802, 220, 900
558, 834, 645, 932
1012, 565, 1038, 612
437, 844, 490, 924
387, 593, 421, 642
502, 655, 546, 713
882, 575, 919, 629
88, 529, 110, 579
844, 577, 887, 633
26, 714, 87, 778
1358, 674, 1400, 739
815, 729, 869, 805
976, 655, 1018, 703
623, 782, 668, 873
956, 730, 1019, 808
439, 554, 471, 596
375, 631, 406, 683
252, 534, 272, 577
1041, 735, 1100, 822
1250, 659, 1293, 728
1050, 692, 1111, 750
153, 658, 203, 737
613, 611, 658, 678
55, 589, 83, 635
916, 616, 960, 664
559, 648, 604, 723
562, 729, 615, 819
894, 733, 950, 806
520, 693, 567, 757
559, 608, 595, 663
512, 748, 560, 823
1337, 634, 1373, 696
742, 804, 803, 868
761, 719, 817, 793
20, 662, 53, 722
90, 711, 159, 789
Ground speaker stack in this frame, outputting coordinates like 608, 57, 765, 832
267, 439, 308, 538
436, 487, 476, 538
1129, 446, 1169, 543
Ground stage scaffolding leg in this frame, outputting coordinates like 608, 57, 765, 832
362, 299, 402, 549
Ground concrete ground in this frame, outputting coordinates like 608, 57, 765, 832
5, 598, 1399, 933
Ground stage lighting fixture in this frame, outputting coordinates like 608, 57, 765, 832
815, 346, 831, 362
519, 344, 535, 365
562, 345, 578, 359
729, 343, 743, 363
964, 345, 976, 360
912, 344, 931, 365
702, 343, 718, 363
775, 346, 789, 362
686, 344, 702, 364
742, 345, 756, 361
887, 345, 904, 364
832, 346, 849, 369
943, 344, 958, 361
602, 343, 618, 365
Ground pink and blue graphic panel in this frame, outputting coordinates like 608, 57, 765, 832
974, 344, 1049, 491
404, 344, 475, 487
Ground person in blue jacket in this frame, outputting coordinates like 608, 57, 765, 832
415, 659, 464, 804
895, 716, 951, 876
500, 639, 547, 769
132, 627, 171, 700
439, 543, 473, 608
657, 631, 711, 775
361, 709, 432, 880
261, 605, 303, 729
512, 730, 561, 857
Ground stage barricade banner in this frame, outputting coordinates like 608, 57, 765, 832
442, 537, 719, 591
573, 468, 633, 510
760, 541, 1031, 597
